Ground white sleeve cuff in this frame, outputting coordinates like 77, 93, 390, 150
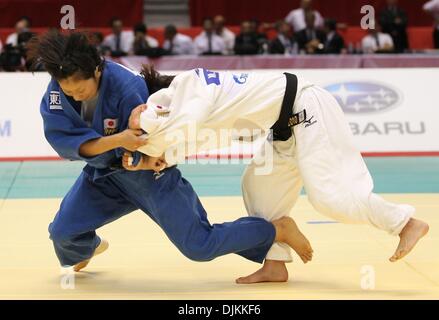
140, 106, 161, 134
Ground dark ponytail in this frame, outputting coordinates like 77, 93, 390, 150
27, 30, 104, 80
140, 64, 175, 95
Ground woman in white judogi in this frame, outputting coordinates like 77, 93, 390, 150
127, 67, 429, 284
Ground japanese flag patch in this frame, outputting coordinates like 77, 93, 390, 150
103, 118, 118, 136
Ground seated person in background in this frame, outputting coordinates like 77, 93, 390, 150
423, 0, 439, 49
379, 0, 408, 53
0, 42, 23, 71
285, 0, 323, 32
214, 15, 235, 55
103, 17, 134, 57
1, 30, 34, 71
322, 18, 345, 54
234, 20, 261, 55
269, 20, 298, 55
194, 18, 226, 55
0, 39, 3, 53
361, 23, 394, 53
295, 11, 326, 54
133, 23, 159, 51
163, 25, 195, 55
18, 31, 36, 70
132, 23, 163, 57
6, 16, 32, 46
91, 32, 111, 56
249, 19, 269, 53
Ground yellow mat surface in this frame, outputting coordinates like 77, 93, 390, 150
0, 194, 437, 299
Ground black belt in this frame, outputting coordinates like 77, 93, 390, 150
270, 72, 307, 141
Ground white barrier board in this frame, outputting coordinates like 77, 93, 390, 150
1, 68, 438, 159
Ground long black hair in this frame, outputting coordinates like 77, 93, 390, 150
27, 30, 174, 93
140, 64, 175, 95
27, 30, 104, 80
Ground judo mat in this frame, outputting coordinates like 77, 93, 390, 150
0, 157, 438, 299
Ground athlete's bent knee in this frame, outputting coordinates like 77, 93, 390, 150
178, 242, 216, 262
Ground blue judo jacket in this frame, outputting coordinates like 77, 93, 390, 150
40, 61, 148, 180
40, 61, 276, 266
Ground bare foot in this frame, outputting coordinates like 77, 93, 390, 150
273, 217, 313, 263
236, 260, 288, 284
389, 218, 429, 262
74, 238, 109, 272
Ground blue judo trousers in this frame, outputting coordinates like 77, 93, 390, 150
40, 61, 275, 267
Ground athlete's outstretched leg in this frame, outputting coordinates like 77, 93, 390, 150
115, 167, 279, 264
293, 86, 429, 262
49, 172, 136, 269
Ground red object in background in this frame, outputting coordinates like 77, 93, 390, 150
189, 0, 433, 27
0, 0, 143, 28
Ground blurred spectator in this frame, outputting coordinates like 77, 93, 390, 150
6, 16, 32, 46
134, 23, 159, 48
0, 39, 3, 53
285, 0, 323, 33
132, 23, 163, 56
19, 31, 35, 70
194, 18, 226, 55
295, 11, 326, 54
269, 20, 298, 55
0, 44, 23, 71
379, 0, 408, 53
163, 25, 195, 55
1, 30, 34, 71
423, 0, 439, 48
249, 19, 269, 53
234, 20, 261, 55
361, 23, 394, 53
103, 17, 134, 57
322, 18, 345, 54
214, 15, 235, 55
91, 32, 111, 56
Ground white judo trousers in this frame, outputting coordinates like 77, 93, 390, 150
242, 85, 415, 262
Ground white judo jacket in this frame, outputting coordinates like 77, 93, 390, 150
137, 68, 313, 164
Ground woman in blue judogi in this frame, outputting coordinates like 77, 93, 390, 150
27, 31, 304, 272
